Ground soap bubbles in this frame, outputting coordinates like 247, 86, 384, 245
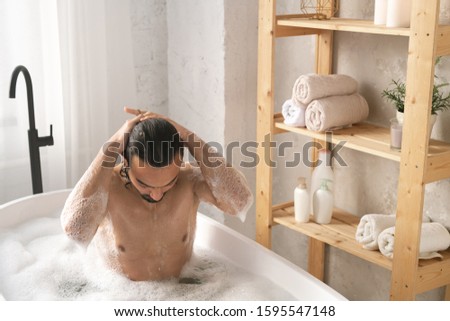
0, 216, 293, 300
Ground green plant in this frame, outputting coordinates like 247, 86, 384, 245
382, 59, 450, 115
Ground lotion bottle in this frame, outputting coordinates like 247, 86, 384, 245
294, 177, 310, 223
313, 179, 333, 224
310, 149, 334, 209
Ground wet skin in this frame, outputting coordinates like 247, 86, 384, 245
94, 159, 218, 281
61, 108, 252, 281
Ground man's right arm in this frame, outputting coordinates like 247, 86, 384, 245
61, 111, 142, 246
60, 143, 118, 246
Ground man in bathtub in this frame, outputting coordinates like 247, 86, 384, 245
60, 107, 253, 281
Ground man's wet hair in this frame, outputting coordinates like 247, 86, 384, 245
124, 118, 184, 168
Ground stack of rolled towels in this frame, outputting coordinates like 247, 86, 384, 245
355, 214, 450, 259
282, 74, 369, 131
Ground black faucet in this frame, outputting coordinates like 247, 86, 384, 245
9, 65, 54, 194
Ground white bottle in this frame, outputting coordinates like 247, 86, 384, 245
310, 149, 334, 209
294, 177, 310, 223
313, 179, 334, 224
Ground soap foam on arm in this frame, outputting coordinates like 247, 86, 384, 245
189, 145, 253, 222
60, 150, 112, 247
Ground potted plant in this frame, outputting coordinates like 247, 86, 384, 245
382, 58, 450, 137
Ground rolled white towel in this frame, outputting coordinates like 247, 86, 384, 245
282, 99, 307, 127
355, 214, 396, 250
305, 94, 369, 132
292, 74, 358, 105
378, 222, 450, 259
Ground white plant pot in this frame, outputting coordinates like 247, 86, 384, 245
396, 111, 404, 124
396, 111, 437, 139
429, 114, 437, 139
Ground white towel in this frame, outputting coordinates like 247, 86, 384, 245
282, 99, 306, 127
378, 222, 450, 259
355, 214, 396, 250
292, 74, 358, 106
305, 94, 369, 132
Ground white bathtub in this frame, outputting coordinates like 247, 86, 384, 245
0, 190, 346, 300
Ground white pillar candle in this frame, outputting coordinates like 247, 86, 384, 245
440, 0, 450, 25
386, 0, 412, 28
390, 118, 402, 150
374, 0, 388, 25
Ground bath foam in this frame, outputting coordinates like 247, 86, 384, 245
61, 183, 109, 246
0, 216, 293, 300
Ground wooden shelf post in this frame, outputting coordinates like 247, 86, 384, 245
390, 0, 440, 300
307, 24, 334, 280
256, 0, 276, 248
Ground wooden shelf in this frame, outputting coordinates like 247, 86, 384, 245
276, 17, 410, 37
275, 16, 450, 56
274, 114, 450, 176
272, 202, 450, 294
274, 114, 400, 161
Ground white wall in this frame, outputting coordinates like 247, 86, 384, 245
130, 0, 168, 115
102, 0, 169, 147
167, 0, 225, 145
108, 0, 168, 132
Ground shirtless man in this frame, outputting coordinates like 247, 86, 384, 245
61, 107, 253, 281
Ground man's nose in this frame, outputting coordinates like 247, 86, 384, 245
150, 189, 164, 201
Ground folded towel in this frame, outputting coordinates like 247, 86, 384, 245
355, 214, 431, 250
305, 94, 369, 132
282, 99, 306, 127
355, 214, 396, 250
378, 222, 450, 259
292, 74, 358, 106
424, 211, 450, 231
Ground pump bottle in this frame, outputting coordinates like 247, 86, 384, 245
313, 179, 333, 224
294, 177, 310, 223
310, 149, 334, 209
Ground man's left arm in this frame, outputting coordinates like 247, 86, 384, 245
184, 132, 253, 221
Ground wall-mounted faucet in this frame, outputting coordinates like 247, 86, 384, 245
9, 65, 54, 194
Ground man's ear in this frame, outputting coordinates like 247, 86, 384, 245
123, 157, 129, 169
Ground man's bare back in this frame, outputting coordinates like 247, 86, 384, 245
61, 108, 252, 281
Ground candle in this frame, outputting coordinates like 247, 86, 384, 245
386, 0, 412, 28
374, 0, 388, 25
390, 118, 402, 150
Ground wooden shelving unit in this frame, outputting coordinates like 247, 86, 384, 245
256, 1, 450, 300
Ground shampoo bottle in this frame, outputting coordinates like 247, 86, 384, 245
313, 179, 333, 224
310, 149, 334, 208
294, 177, 310, 223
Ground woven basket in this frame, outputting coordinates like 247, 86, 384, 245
300, 0, 339, 20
